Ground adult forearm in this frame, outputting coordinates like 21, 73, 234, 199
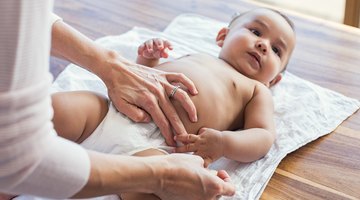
51, 20, 124, 82
73, 151, 159, 197
222, 128, 275, 162
76, 152, 236, 200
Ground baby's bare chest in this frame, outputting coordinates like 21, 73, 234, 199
157, 54, 255, 132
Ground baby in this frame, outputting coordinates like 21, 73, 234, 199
51, 8, 295, 200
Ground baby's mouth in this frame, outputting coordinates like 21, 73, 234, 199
247, 52, 261, 69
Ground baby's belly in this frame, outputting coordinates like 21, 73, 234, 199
155, 55, 246, 135
170, 77, 231, 134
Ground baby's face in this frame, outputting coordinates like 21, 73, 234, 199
218, 9, 296, 86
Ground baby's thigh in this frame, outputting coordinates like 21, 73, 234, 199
52, 91, 108, 143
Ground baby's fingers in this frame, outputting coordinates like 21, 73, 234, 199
163, 40, 173, 50
137, 43, 146, 55
153, 38, 173, 50
175, 143, 197, 153
145, 39, 155, 53
160, 48, 171, 58
154, 38, 165, 50
175, 134, 199, 143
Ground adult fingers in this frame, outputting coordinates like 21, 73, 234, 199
138, 92, 176, 146
165, 84, 197, 123
111, 96, 151, 123
132, 72, 185, 146
156, 84, 189, 136
217, 170, 236, 197
217, 170, 231, 182
219, 180, 236, 197
166, 73, 198, 95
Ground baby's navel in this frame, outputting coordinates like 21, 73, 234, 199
232, 81, 237, 89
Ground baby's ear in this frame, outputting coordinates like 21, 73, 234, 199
216, 27, 229, 47
269, 74, 283, 87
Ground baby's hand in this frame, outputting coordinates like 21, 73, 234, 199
138, 38, 173, 59
174, 128, 224, 167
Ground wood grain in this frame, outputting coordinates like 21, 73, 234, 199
52, 0, 360, 199
344, 0, 360, 27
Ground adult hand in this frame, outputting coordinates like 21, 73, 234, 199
74, 152, 234, 199
154, 154, 235, 200
103, 52, 198, 146
51, 20, 198, 146
175, 128, 224, 167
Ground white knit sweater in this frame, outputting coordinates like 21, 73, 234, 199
0, 0, 90, 198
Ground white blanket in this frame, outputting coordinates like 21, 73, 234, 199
21, 14, 360, 200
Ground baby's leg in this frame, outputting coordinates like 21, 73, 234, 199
120, 149, 167, 200
51, 91, 108, 143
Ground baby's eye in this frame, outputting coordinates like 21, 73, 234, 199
272, 46, 281, 57
250, 29, 261, 36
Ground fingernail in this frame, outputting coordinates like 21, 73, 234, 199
192, 115, 198, 122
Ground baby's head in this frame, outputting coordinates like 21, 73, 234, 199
216, 8, 296, 87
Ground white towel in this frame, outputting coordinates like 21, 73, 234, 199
21, 14, 360, 200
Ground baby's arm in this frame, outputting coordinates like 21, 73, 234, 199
175, 83, 275, 166
222, 83, 276, 162
136, 38, 173, 67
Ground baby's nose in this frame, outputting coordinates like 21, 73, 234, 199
257, 43, 267, 53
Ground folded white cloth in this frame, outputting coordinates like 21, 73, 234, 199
21, 14, 360, 200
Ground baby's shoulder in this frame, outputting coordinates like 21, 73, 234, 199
252, 81, 272, 100
255, 81, 271, 91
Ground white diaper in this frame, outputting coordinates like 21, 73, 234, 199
81, 103, 173, 155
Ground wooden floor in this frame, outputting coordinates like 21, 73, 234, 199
53, 0, 360, 199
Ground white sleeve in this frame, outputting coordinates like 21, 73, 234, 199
0, 1, 91, 198
50, 13, 62, 26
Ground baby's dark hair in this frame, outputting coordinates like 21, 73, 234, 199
228, 8, 295, 74
229, 8, 295, 31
